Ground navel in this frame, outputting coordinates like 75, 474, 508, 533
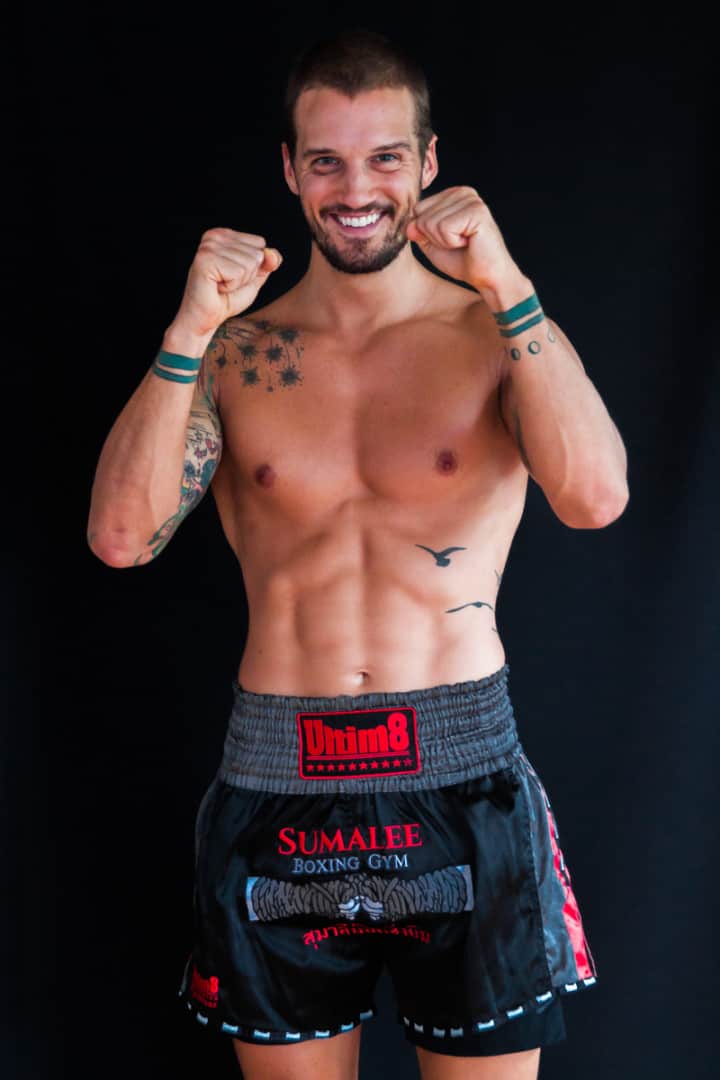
435, 448, 459, 475
254, 463, 276, 487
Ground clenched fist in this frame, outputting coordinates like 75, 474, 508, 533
174, 227, 283, 336
406, 187, 516, 291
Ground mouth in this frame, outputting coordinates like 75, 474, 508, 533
327, 210, 389, 237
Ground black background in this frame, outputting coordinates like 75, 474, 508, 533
16, 5, 717, 1078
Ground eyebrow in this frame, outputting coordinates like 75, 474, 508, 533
301, 141, 414, 160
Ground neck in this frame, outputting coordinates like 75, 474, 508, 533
294, 240, 438, 338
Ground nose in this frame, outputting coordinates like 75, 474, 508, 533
333, 160, 379, 211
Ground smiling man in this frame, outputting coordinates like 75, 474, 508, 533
88, 26, 626, 1080
291, 95, 425, 276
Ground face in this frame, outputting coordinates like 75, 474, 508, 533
282, 85, 438, 275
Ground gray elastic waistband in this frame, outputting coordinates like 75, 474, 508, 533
217, 662, 523, 793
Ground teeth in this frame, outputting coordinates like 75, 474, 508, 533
336, 213, 382, 228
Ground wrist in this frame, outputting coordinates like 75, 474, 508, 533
473, 274, 535, 314
162, 321, 216, 359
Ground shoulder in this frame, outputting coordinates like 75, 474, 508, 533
222, 291, 310, 344
206, 311, 286, 371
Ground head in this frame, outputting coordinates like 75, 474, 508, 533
281, 28, 439, 275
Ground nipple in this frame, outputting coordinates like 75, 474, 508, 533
435, 449, 458, 475
254, 463, 276, 487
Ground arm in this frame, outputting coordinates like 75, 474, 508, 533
87, 323, 224, 568
496, 311, 588, 482
405, 187, 628, 528
493, 287, 629, 529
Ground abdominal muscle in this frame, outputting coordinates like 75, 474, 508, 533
208, 292, 528, 698
227, 496, 513, 698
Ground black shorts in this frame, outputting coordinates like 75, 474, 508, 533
177, 663, 598, 1057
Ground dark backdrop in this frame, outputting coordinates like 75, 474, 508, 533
18, 7, 716, 1079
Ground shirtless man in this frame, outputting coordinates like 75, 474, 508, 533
87, 28, 626, 1080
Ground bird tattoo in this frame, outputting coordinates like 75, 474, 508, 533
415, 544, 467, 567
445, 599, 499, 634
445, 600, 494, 614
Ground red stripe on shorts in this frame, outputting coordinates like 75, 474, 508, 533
542, 802, 595, 981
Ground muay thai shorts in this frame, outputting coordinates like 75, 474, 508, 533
177, 662, 599, 1056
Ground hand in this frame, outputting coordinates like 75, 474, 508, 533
406, 186, 517, 290
174, 227, 284, 336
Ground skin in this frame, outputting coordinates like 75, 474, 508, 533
149, 85, 535, 702
169, 86, 544, 1079
190, 85, 529, 701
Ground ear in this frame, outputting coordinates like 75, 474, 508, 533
281, 142, 300, 196
420, 133, 439, 191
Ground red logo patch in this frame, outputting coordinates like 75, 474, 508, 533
297, 705, 421, 780
190, 964, 219, 1009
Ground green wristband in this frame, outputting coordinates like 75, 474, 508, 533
156, 349, 202, 371
493, 293, 541, 326
151, 364, 199, 384
498, 311, 547, 338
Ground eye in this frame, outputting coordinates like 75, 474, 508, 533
312, 157, 337, 167
375, 153, 399, 162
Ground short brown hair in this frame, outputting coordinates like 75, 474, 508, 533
283, 28, 434, 166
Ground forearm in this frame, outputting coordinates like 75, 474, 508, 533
479, 273, 628, 526
87, 323, 215, 566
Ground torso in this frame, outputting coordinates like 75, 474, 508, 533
206, 279, 528, 696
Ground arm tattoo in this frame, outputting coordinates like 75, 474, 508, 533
131, 354, 223, 566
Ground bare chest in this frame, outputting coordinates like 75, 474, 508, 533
211, 317, 513, 514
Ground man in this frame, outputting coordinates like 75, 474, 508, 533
87, 27, 626, 1080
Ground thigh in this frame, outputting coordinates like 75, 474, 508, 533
415, 1045, 540, 1079
407, 994, 566, 1059
232, 1024, 362, 1080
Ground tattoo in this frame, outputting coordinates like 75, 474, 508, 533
131, 360, 223, 566
492, 570, 503, 632
445, 600, 493, 614
415, 544, 467, 567
444, 600, 496, 630
445, 598, 499, 634
210, 318, 305, 392
132, 425, 221, 565
445, 570, 504, 634
505, 323, 556, 363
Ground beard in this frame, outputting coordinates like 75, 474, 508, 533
303, 197, 418, 275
